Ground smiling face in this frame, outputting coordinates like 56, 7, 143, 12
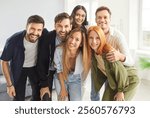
67, 31, 82, 51
95, 10, 111, 34
25, 23, 44, 43
74, 9, 86, 26
88, 30, 101, 52
55, 18, 72, 41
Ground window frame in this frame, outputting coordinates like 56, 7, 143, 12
139, 0, 150, 50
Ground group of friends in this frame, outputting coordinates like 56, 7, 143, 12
0, 5, 140, 101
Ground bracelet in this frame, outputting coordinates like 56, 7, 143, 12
7, 84, 13, 87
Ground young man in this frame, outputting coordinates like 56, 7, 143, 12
91, 6, 137, 101
37, 12, 72, 100
0, 15, 48, 101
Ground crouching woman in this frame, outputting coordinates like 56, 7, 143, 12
88, 26, 139, 101
54, 27, 90, 101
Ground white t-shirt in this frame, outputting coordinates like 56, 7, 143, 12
23, 38, 38, 67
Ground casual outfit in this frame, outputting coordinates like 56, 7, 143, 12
91, 27, 139, 101
91, 54, 139, 101
0, 29, 48, 100
37, 30, 64, 100
54, 46, 83, 101
37, 30, 56, 90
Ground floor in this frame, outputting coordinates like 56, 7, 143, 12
51, 72, 150, 101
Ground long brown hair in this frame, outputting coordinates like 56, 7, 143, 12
71, 5, 88, 28
88, 26, 114, 55
62, 27, 91, 80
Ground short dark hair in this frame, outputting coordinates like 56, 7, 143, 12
95, 6, 111, 16
71, 5, 88, 26
54, 12, 72, 24
27, 15, 45, 27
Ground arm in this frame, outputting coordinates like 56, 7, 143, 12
54, 46, 68, 100
37, 30, 50, 87
57, 72, 68, 100
106, 29, 133, 66
104, 57, 128, 101
1, 60, 16, 97
111, 62, 127, 101
106, 50, 126, 62
37, 31, 51, 98
91, 55, 106, 92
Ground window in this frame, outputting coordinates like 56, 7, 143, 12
140, 0, 150, 50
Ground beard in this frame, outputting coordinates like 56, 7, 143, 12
58, 31, 68, 41
26, 33, 40, 43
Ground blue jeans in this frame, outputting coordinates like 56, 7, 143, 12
90, 77, 100, 101
54, 73, 82, 101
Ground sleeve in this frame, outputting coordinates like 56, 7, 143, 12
37, 30, 50, 87
0, 37, 15, 61
112, 61, 128, 92
105, 59, 128, 92
115, 31, 134, 66
91, 56, 106, 93
54, 47, 63, 73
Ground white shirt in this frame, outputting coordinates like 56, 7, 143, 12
108, 27, 134, 66
23, 38, 38, 67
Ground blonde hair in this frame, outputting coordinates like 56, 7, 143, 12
62, 27, 91, 80
88, 26, 114, 55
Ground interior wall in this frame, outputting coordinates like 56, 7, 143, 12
0, 0, 64, 49
0, 0, 139, 50
64, 0, 130, 44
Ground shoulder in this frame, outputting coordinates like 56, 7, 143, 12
48, 30, 56, 37
55, 46, 63, 53
47, 30, 56, 43
9, 30, 25, 39
110, 27, 125, 38
41, 28, 49, 36
109, 27, 126, 44
39, 28, 49, 43
5, 30, 25, 44
39, 29, 55, 44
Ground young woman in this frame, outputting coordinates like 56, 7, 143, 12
54, 27, 91, 101
88, 26, 139, 101
71, 5, 88, 30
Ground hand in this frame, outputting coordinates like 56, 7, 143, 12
106, 50, 121, 62
40, 87, 51, 99
58, 88, 68, 101
114, 92, 125, 101
7, 85, 16, 98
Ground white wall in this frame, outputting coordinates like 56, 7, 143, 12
0, 0, 64, 49
1, 0, 149, 80
0, 0, 139, 50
